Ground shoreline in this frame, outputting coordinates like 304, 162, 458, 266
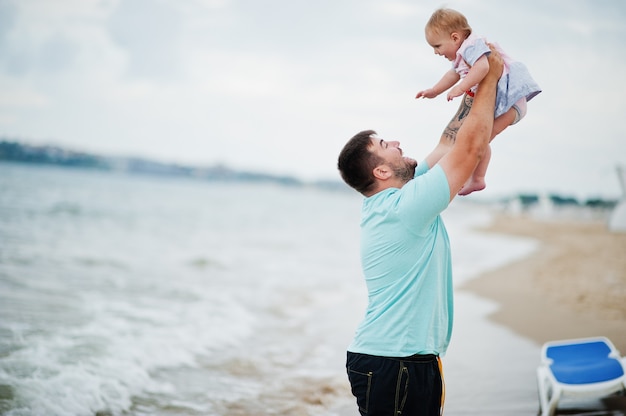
460, 212, 626, 353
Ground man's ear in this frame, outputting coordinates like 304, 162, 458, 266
373, 165, 392, 180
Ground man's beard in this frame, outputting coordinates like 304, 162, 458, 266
392, 159, 417, 182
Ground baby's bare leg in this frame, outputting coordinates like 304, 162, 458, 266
458, 144, 490, 195
491, 107, 518, 139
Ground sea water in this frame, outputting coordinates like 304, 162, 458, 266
0, 162, 541, 416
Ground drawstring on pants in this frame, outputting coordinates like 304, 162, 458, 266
438, 356, 445, 415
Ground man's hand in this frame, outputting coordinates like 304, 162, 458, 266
484, 45, 504, 83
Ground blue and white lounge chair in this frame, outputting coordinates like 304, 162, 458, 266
537, 336, 626, 416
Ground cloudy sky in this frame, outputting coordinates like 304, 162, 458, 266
1, 0, 625, 199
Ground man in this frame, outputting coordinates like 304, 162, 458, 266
337, 48, 503, 415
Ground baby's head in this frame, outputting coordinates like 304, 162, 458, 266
425, 8, 471, 40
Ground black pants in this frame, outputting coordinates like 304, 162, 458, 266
346, 351, 443, 416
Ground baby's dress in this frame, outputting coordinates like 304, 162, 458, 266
454, 33, 541, 118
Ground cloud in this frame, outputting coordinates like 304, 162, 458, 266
0, 0, 17, 48
38, 33, 79, 72
107, 0, 184, 80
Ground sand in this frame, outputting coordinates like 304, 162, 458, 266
460, 212, 626, 353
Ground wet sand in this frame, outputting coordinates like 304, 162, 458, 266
461, 212, 626, 354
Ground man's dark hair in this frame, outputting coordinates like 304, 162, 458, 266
337, 129, 382, 195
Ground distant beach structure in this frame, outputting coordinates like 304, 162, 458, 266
608, 165, 626, 232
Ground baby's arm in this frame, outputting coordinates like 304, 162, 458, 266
447, 55, 490, 101
416, 69, 460, 99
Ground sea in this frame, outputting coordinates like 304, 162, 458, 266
0, 161, 555, 415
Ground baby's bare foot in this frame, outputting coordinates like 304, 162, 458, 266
458, 179, 486, 196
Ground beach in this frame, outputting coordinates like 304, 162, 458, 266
461, 212, 626, 353
2, 162, 625, 415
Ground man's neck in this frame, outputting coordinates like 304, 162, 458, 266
364, 178, 409, 197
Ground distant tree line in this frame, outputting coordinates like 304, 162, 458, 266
0, 139, 306, 187
0, 140, 106, 169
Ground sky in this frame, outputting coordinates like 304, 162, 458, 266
0, 0, 625, 199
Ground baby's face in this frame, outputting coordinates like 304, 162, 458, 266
426, 30, 461, 61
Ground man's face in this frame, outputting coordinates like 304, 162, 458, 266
369, 136, 417, 182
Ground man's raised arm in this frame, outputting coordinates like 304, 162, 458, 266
437, 47, 503, 201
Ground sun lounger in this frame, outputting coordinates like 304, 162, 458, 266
537, 336, 626, 416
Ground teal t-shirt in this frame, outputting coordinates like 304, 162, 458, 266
347, 162, 453, 357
